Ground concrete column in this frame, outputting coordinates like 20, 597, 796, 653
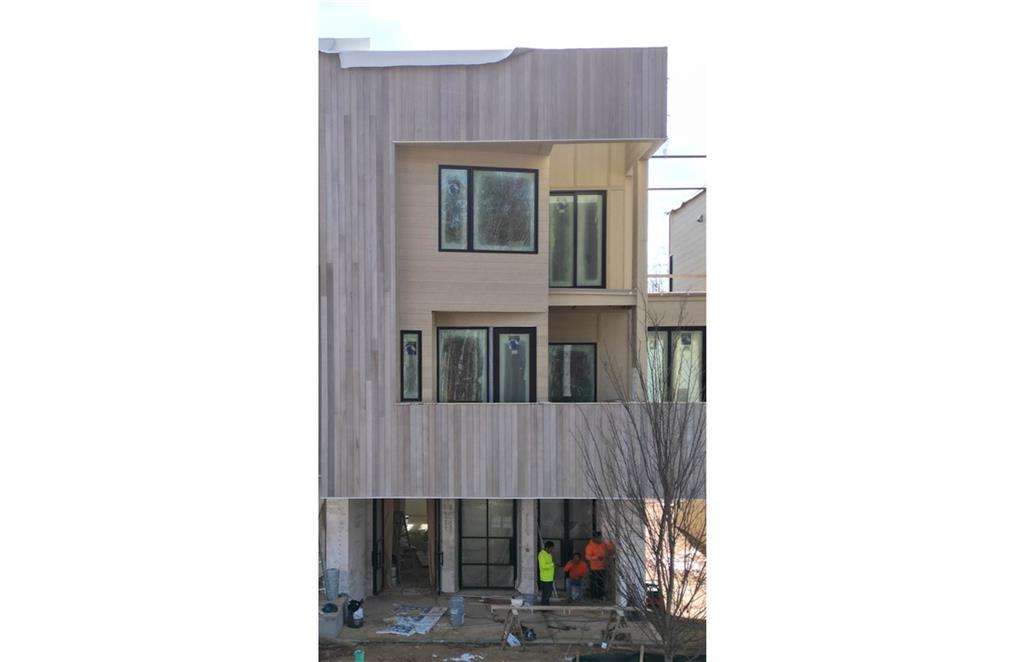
440, 499, 458, 593
325, 499, 370, 599
516, 499, 537, 595
602, 503, 647, 609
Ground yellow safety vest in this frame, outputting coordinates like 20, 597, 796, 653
538, 549, 555, 582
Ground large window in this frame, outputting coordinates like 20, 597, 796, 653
439, 166, 538, 253
548, 343, 597, 402
461, 499, 516, 588
400, 331, 422, 401
437, 327, 537, 403
549, 191, 606, 288
647, 327, 705, 402
437, 328, 489, 403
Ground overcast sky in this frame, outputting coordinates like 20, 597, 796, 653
319, 0, 705, 281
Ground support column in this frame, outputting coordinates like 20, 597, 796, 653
440, 499, 458, 593
325, 499, 370, 599
516, 499, 537, 595
601, 503, 647, 608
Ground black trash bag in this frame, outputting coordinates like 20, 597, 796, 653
321, 602, 338, 613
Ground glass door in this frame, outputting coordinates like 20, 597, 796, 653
493, 328, 536, 402
460, 499, 517, 588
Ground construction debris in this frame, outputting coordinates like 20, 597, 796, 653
376, 604, 447, 636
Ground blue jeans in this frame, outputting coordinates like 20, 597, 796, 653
567, 578, 584, 601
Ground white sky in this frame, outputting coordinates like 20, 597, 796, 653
319, 0, 706, 280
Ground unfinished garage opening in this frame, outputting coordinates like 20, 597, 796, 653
373, 499, 438, 593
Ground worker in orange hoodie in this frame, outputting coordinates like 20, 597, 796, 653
584, 530, 614, 600
563, 552, 589, 602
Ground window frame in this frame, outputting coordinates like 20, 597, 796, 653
438, 165, 540, 254
648, 325, 707, 402
547, 342, 598, 403
400, 330, 423, 402
548, 190, 607, 289
492, 327, 537, 403
436, 326, 491, 404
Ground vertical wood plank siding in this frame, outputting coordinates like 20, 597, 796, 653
320, 48, 668, 498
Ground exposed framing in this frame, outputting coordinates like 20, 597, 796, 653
400, 330, 422, 402
459, 499, 519, 589
438, 165, 540, 254
492, 327, 538, 403
648, 325, 707, 402
435, 326, 490, 403
547, 342, 598, 403
548, 190, 608, 288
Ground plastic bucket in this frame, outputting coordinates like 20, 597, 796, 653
448, 595, 465, 626
325, 568, 340, 601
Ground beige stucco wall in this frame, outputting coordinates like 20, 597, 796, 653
549, 308, 633, 401
397, 142, 650, 404
644, 295, 706, 328
548, 143, 635, 290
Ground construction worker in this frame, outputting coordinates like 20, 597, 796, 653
585, 530, 614, 600
563, 552, 589, 602
538, 540, 556, 606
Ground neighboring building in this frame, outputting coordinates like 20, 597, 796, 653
318, 43, 704, 601
667, 190, 706, 293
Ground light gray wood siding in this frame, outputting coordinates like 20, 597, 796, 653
320, 48, 668, 498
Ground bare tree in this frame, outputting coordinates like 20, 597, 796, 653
576, 301, 707, 660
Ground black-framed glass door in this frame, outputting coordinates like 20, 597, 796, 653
493, 328, 536, 402
537, 500, 597, 584
460, 499, 517, 588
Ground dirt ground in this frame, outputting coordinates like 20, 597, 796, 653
320, 640, 602, 661
320, 588, 704, 661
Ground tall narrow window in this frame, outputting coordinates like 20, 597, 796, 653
549, 343, 597, 402
439, 168, 469, 250
437, 328, 488, 403
549, 191, 605, 288
549, 194, 575, 286
647, 327, 705, 402
400, 331, 422, 401
493, 328, 536, 402
439, 166, 538, 253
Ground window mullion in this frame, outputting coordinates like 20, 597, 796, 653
467, 169, 474, 251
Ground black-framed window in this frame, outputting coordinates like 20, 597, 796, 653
549, 191, 606, 288
400, 330, 422, 402
460, 499, 517, 589
668, 255, 674, 292
548, 343, 597, 402
439, 166, 538, 254
537, 500, 597, 584
493, 327, 537, 403
437, 327, 489, 403
647, 326, 706, 402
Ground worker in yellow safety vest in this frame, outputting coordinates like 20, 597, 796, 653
537, 540, 556, 605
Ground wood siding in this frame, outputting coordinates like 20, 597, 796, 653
320, 48, 668, 498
